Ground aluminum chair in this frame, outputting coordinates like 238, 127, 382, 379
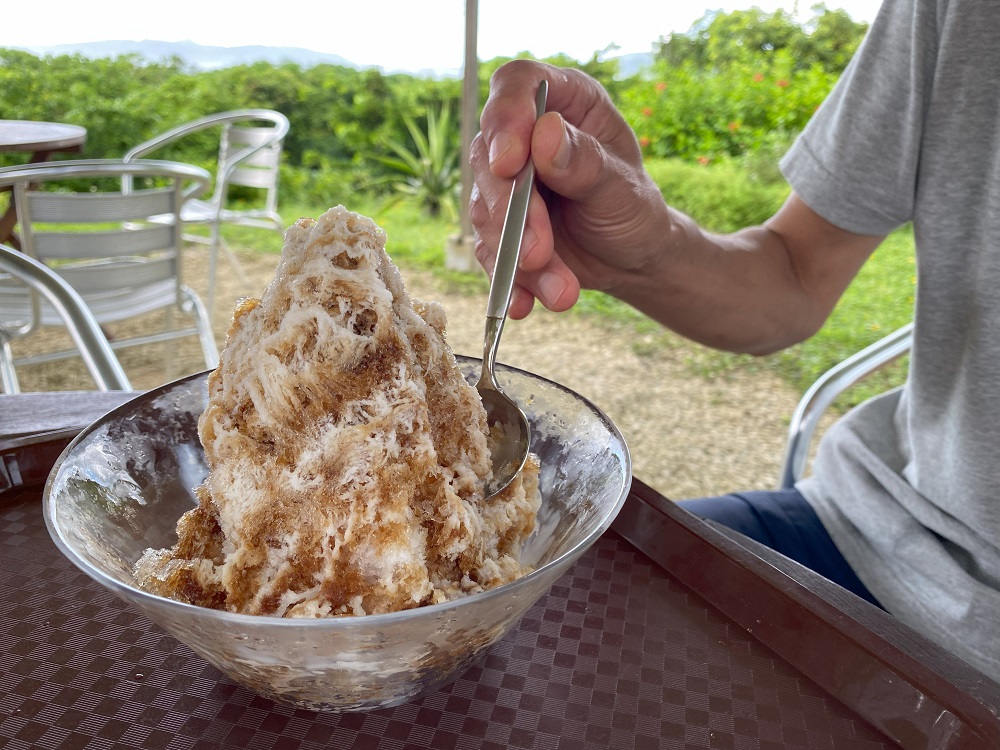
0, 244, 130, 393
123, 109, 290, 317
0, 159, 218, 393
778, 323, 913, 489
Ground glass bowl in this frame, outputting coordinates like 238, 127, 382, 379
43, 357, 631, 712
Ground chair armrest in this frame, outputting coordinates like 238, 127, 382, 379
0, 245, 132, 392
124, 116, 224, 161
123, 110, 290, 162
778, 322, 913, 490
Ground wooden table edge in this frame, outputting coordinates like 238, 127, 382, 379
613, 478, 1000, 750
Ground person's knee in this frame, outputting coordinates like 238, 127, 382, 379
679, 493, 775, 546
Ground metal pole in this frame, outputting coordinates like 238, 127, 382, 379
461, 0, 479, 243
447, 0, 480, 271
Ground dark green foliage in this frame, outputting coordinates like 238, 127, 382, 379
622, 5, 867, 165
0, 48, 465, 209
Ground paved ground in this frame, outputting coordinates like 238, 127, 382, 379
11, 237, 816, 500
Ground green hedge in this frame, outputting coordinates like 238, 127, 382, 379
643, 158, 789, 232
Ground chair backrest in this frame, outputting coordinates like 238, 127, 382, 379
124, 109, 289, 214
0, 159, 210, 332
0, 243, 131, 392
221, 123, 283, 194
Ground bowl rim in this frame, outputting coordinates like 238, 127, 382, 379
43, 357, 632, 628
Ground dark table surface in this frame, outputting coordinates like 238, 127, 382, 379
2, 392, 999, 750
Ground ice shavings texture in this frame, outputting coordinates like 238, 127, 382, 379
135, 206, 540, 616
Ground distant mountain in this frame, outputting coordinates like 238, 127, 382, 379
19, 39, 361, 72
15, 39, 653, 79
613, 52, 655, 78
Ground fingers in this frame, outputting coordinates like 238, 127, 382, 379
472, 231, 580, 320
479, 60, 555, 179
512, 184, 552, 273
530, 111, 609, 205
477, 60, 647, 248
508, 283, 537, 320
481, 60, 639, 178
469, 132, 516, 260
470, 168, 580, 317
470, 131, 551, 273
513, 263, 581, 317
473, 60, 634, 316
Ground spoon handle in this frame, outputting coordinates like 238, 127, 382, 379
484, 80, 549, 327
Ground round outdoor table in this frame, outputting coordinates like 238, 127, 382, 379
0, 120, 87, 158
0, 119, 88, 248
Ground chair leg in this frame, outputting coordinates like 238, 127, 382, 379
204, 224, 250, 326
180, 285, 220, 369
206, 222, 222, 324
0, 337, 21, 394
218, 235, 250, 286
162, 306, 178, 380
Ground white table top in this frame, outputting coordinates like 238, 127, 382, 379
0, 119, 87, 153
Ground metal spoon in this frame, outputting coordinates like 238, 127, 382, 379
476, 80, 548, 498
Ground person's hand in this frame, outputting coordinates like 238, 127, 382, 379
470, 60, 672, 319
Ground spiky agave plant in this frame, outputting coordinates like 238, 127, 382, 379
372, 102, 461, 220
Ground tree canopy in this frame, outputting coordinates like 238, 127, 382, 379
655, 4, 868, 74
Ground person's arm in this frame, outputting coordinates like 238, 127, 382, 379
628, 193, 883, 355
470, 60, 885, 355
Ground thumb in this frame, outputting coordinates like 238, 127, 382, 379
530, 111, 632, 203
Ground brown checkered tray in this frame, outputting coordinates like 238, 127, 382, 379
2, 478, 998, 749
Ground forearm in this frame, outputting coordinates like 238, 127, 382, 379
607, 197, 882, 356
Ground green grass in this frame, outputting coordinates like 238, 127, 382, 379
237, 190, 915, 411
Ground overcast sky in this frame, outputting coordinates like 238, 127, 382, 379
3, 1, 883, 72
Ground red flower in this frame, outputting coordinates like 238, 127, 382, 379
655, 81, 667, 91
753, 72, 764, 83
638, 136, 651, 148
641, 107, 653, 117
697, 156, 710, 166
728, 121, 740, 131
776, 79, 790, 88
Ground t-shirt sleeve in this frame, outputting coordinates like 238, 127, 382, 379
780, 0, 939, 236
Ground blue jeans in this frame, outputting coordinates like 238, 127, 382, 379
679, 489, 882, 608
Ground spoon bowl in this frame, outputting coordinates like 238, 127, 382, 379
476, 80, 548, 497
477, 346, 531, 496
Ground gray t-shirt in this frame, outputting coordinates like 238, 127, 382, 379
780, 0, 1000, 681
